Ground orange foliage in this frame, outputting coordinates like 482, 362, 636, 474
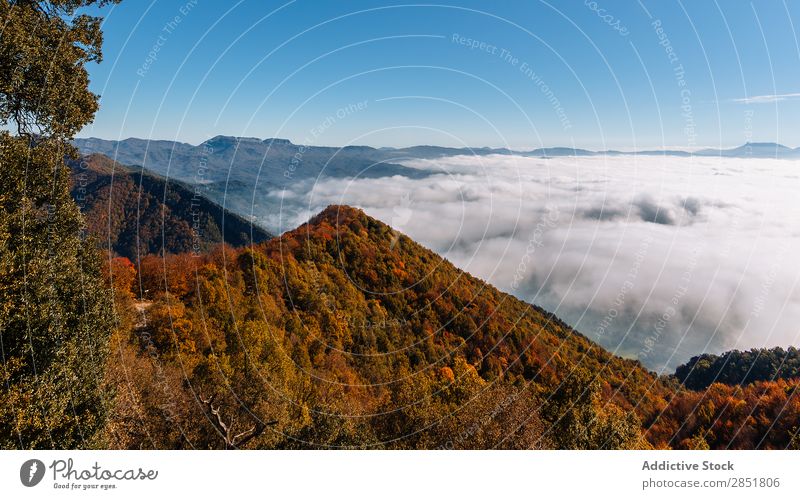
647, 379, 800, 449
106, 256, 136, 297
138, 253, 204, 299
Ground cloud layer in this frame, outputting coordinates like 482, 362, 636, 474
262, 154, 800, 372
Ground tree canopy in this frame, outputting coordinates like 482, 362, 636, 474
0, 0, 119, 448
675, 347, 800, 391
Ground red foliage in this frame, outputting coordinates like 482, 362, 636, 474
647, 379, 800, 449
103, 256, 137, 299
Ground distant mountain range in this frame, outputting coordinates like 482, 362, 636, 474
72, 137, 799, 234
74, 136, 800, 168
73, 136, 431, 187
693, 142, 800, 158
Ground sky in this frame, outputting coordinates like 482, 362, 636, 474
79, 0, 800, 150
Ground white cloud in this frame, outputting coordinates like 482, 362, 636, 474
262, 154, 800, 373
732, 92, 800, 104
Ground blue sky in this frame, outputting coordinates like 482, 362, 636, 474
79, 0, 800, 149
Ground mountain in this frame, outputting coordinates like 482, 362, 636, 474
73, 136, 431, 186
75, 137, 800, 168
278, 205, 672, 420
72, 136, 800, 236
379, 145, 514, 159
695, 142, 799, 158
73, 136, 434, 230
68, 153, 272, 260
104, 204, 800, 449
73, 137, 197, 172
525, 146, 595, 157
624, 149, 693, 157
112, 204, 667, 449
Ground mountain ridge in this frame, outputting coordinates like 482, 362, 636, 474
75, 136, 800, 159
113, 202, 800, 449
69, 153, 272, 260
72, 137, 799, 236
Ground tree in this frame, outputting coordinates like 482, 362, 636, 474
0, 0, 119, 449
675, 347, 800, 390
541, 368, 644, 449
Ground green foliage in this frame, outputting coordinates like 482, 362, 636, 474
0, 0, 119, 138
675, 347, 800, 390
0, 137, 114, 448
0, 0, 118, 449
541, 368, 644, 449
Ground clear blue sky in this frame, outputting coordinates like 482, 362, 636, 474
78, 0, 800, 150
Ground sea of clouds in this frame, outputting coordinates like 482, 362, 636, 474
261, 154, 800, 373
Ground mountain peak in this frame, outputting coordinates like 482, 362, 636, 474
308, 204, 365, 226
741, 141, 790, 149
204, 135, 265, 145
257, 201, 676, 439
262, 137, 294, 146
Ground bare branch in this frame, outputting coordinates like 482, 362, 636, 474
200, 393, 276, 448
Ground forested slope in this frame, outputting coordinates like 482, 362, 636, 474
68, 153, 271, 260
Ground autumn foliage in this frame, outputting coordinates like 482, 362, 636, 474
90, 205, 799, 449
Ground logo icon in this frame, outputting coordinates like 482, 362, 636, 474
20, 459, 45, 487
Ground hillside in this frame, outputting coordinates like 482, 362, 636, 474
99, 204, 800, 449
276, 205, 673, 418
106, 204, 671, 449
69, 153, 272, 260
675, 347, 800, 390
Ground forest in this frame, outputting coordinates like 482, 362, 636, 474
68, 153, 272, 260
92, 206, 799, 449
675, 347, 800, 391
1, 0, 798, 451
